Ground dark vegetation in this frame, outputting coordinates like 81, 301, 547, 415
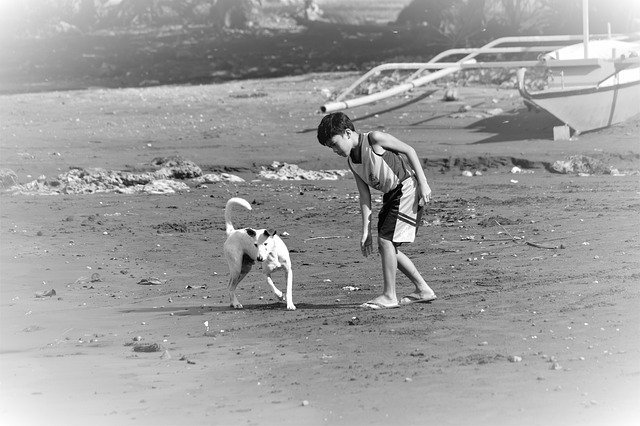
0, 0, 638, 93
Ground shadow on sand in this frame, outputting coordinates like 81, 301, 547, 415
121, 302, 360, 316
465, 107, 563, 144
299, 96, 563, 145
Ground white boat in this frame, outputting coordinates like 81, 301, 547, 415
517, 39, 640, 133
319, 0, 640, 135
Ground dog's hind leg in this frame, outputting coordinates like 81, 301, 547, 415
228, 274, 246, 309
227, 255, 253, 309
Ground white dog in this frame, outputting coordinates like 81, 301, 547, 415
223, 197, 296, 310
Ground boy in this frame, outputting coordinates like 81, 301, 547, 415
317, 112, 436, 309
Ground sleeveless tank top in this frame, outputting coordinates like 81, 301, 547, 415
348, 132, 412, 193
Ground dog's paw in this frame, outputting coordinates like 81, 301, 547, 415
231, 303, 244, 309
286, 304, 296, 311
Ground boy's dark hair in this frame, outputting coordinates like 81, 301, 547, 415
317, 112, 355, 146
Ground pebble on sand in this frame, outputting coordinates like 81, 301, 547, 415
35, 289, 56, 298
137, 277, 163, 286
132, 342, 161, 353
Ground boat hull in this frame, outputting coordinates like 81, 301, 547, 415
520, 79, 640, 133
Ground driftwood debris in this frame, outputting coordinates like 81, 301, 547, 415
304, 235, 345, 243
526, 241, 565, 250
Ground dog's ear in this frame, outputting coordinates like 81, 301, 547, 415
265, 228, 277, 237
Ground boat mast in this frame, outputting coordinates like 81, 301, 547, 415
583, 0, 590, 58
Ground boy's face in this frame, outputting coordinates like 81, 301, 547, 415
327, 130, 352, 157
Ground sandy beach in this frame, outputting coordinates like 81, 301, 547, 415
1, 71, 639, 426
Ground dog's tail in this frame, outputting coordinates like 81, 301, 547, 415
225, 197, 252, 235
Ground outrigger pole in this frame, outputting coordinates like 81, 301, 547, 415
319, 33, 625, 114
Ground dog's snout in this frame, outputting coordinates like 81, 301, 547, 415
256, 255, 264, 262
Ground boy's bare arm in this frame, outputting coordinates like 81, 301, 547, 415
370, 131, 431, 203
352, 170, 374, 256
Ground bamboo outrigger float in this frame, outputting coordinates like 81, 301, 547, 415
320, 0, 640, 135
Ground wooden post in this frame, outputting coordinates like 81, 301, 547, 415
583, 0, 590, 59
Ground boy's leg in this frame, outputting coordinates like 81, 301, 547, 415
362, 237, 399, 307
397, 249, 436, 300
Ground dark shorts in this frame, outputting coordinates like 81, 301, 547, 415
378, 177, 423, 243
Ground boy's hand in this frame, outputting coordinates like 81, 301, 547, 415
361, 233, 374, 257
419, 183, 432, 206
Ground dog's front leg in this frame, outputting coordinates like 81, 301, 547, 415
283, 267, 295, 310
265, 274, 285, 302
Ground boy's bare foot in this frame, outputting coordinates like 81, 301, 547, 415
399, 291, 437, 305
360, 295, 399, 309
